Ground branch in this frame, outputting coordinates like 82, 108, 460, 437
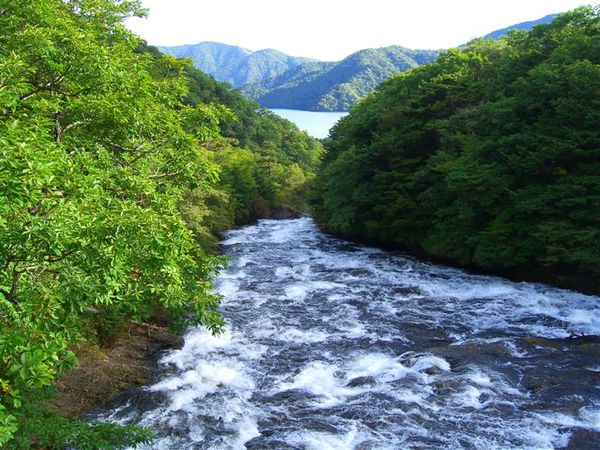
0, 288, 11, 302
54, 114, 91, 142
61, 119, 91, 134
101, 139, 147, 154
53, 111, 66, 142
1, 267, 24, 305
101, 139, 157, 168
20, 70, 69, 102
42, 249, 77, 263
148, 168, 185, 179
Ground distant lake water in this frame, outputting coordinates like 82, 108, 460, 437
271, 109, 348, 139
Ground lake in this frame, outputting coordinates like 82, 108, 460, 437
271, 108, 348, 139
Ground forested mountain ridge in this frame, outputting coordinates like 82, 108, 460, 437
162, 43, 439, 112
312, 7, 600, 293
159, 14, 562, 112
243, 46, 439, 111
481, 13, 558, 40
0, 1, 322, 447
158, 41, 316, 87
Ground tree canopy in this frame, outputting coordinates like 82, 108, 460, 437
243, 46, 439, 111
0, 0, 322, 447
312, 7, 600, 290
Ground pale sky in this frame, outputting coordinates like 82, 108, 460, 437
126, 0, 591, 61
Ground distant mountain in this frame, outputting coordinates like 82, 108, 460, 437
158, 14, 563, 112
481, 14, 558, 40
158, 42, 315, 87
243, 46, 439, 111
159, 41, 438, 111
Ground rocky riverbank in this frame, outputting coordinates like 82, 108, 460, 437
48, 322, 183, 419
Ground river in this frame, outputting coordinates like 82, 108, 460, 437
101, 218, 600, 449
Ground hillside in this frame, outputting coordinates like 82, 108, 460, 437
159, 14, 561, 112
247, 15, 560, 111
312, 7, 600, 292
244, 46, 439, 111
158, 42, 439, 111
158, 41, 315, 87
482, 13, 558, 40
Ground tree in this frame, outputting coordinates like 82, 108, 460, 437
313, 7, 600, 290
0, 0, 227, 446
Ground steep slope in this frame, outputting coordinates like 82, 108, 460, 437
158, 13, 564, 112
312, 8, 600, 292
158, 41, 314, 87
244, 46, 439, 111
482, 13, 558, 40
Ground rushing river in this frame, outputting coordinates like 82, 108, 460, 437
102, 218, 600, 449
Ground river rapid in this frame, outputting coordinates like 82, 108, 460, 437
102, 218, 600, 449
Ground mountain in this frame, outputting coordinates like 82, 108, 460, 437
158, 41, 315, 87
159, 41, 438, 111
243, 46, 439, 111
245, 13, 561, 111
158, 13, 564, 112
482, 14, 558, 40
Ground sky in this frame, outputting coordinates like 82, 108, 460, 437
126, 0, 592, 61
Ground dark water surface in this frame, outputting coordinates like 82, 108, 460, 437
102, 218, 600, 449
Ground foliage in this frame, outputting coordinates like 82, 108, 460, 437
313, 8, 600, 284
0, 1, 323, 446
159, 42, 314, 88
243, 46, 440, 111
1, 0, 222, 446
9, 400, 153, 450
175, 53, 324, 222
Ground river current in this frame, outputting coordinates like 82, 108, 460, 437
102, 218, 600, 449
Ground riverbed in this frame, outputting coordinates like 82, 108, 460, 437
102, 218, 600, 449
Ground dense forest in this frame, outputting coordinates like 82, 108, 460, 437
160, 15, 560, 113
159, 42, 315, 88
0, 0, 321, 448
243, 46, 439, 111
160, 41, 439, 112
312, 7, 600, 291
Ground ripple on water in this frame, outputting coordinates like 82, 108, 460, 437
98, 218, 600, 449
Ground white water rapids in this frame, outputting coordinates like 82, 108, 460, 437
102, 218, 600, 449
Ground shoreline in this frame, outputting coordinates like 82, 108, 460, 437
48, 322, 183, 419
314, 221, 600, 297
48, 212, 300, 420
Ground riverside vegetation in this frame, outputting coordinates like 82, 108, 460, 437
312, 7, 600, 292
0, 0, 321, 448
1, 1, 599, 449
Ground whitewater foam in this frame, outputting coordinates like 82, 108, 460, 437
100, 218, 600, 449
